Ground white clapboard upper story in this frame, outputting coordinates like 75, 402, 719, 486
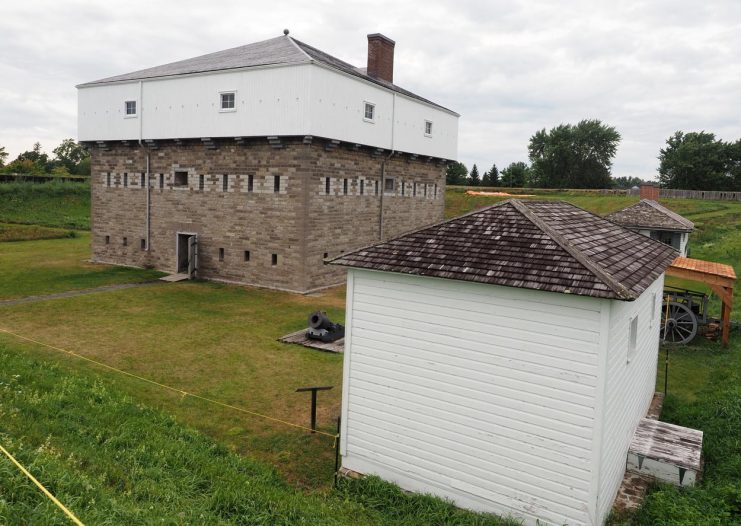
77, 32, 459, 160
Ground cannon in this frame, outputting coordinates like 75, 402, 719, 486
306, 311, 345, 343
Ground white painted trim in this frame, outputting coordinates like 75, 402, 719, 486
424, 120, 433, 137
590, 299, 611, 524
363, 100, 376, 123
218, 90, 237, 112
124, 99, 138, 118
340, 269, 356, 456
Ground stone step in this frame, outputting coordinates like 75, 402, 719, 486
159, 273, 190, 282
627, 418, 703, 487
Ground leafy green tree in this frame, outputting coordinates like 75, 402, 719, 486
528, 119, 620, 188
53, 139, 90, 175
446, 161, 468, 185
658, 131, 740, 191
611, 176, 645, 189
500, 162, 530, 187
0, 145, 8, 167
468, 164, 481, 186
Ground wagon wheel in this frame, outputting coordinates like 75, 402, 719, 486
661, 301, 698, 344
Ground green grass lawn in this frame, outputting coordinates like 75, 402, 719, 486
0, 181, 90, 230
0, 233, 165, 300
0, 186, 739, 524
0, 222, 78, 242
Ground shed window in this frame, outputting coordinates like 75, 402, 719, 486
384, 177, 395, 193
222, 174, 228, 192
424, 120, 433, 136
174, 171, 188, 187
273, 175, 280, 193
247, 174, 254, 193
124, 100, 136, 116
363, 102, 375, 122
220, 91, 236, 111
325, 177, 331, 195
627, 316, 638, 362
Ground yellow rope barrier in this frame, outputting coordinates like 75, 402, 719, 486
0, 443, 85, 526
0, 328, 337, 439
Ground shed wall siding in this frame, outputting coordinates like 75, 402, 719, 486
597, 275, 664, 519
341, 269, 603, 525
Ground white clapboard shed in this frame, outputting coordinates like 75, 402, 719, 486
329, 199, 679, 526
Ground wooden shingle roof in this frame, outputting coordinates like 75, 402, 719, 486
330, 200, 679, 300
605, 199, 694, 232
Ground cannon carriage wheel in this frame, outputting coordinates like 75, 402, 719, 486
661, 301, 698, 344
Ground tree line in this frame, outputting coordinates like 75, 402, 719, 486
448, 120, 740, 191
0, 140, 90, 176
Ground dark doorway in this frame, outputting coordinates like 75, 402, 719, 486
177, 233, 197, 276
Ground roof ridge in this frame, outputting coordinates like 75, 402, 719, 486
641, 199, 694, 229
286, 36, 314, 62
509, 200, 637, 300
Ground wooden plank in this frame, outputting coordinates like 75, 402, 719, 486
279, 329, 344, 353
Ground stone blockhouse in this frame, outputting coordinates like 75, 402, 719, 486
77, 32, 458, 292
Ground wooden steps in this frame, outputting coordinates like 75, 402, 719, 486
627, 418, 703, 487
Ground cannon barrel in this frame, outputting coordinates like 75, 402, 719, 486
308, 311, 332, 330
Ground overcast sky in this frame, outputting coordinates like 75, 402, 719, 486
1, 0, 739, 179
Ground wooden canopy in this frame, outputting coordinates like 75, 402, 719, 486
667, 257, 736, 346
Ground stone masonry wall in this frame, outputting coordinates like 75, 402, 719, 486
90, 138, 445, 292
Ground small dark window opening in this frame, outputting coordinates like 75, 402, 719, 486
140, 173, 145, 187
384, 177, 394, 192
271, 253, 278, 266
219, 248, 225, 262
123, 237, 128, 246
375, 180, 379, 195
106, 172, 111, 187
174, 171, 188, 187
323, 252, 328, 259
222, 174, 228, 192
343, 178, 348, 195
401, 181, 405, 196
413, 182, 417, 196
424, 184, 428, 197
123, 173, 128, 187
360, 180, 364, 195
325, 177, 331, 195
199, 174, 205, 190
244, 250, 250, 262
273, 175, 280, 193
140, 238, 146, 250
247, 174, 254, 193
159, 174, 164, 189
105, 235, 110, 245
434, 183, 438, 198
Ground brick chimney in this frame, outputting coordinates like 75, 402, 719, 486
367, 33, 395, 83
639, 183, 660, 200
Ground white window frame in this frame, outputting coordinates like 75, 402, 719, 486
124, 100, 137, 118
363, 101, 375, 123
424, 120, 433, 137
627, 315, 638, 363
219, 90, 237, 112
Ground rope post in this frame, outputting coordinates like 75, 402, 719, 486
334, 416, 341, 488
295, 386, 333, 433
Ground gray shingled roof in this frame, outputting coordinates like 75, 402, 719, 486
77, 34, 455, 113
329, 200, 679, 300
605, 199, 694, 232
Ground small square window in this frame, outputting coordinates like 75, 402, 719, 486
271, 253, 278, 266
384, 177, 395, 193
274, 175, 280, 193
219, 248, 225, 262
424, 120, 433, 136
244, 250, 250, 262
220, 92, 236, 111
105, 235, 110, 245
247, 174, 254, 193
174, 171, 188, 187
325, 177, 331, 195
222, 174, 228, 192
125, 100, 137, 116
364, 102, 375, 121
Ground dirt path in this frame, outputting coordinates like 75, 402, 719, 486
0, 281, 162, 306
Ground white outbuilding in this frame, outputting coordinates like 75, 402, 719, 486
330, 199, 679, 526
